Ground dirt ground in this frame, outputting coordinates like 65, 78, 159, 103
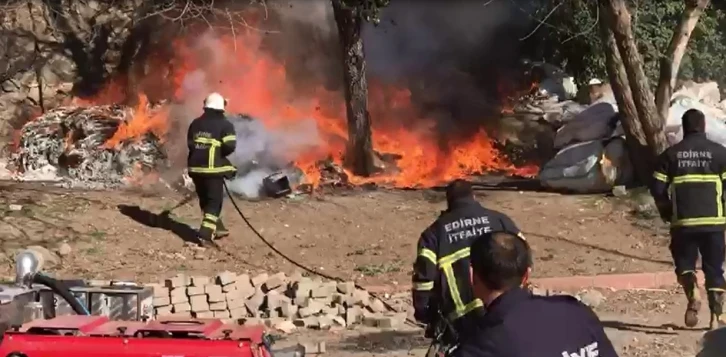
0, 181, 671, 286
0, 180, 700, 356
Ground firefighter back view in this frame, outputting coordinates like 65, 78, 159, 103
650, 108, 726, 330
411, 179, 524, 337
187, 93, 237, 244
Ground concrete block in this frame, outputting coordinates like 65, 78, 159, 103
273, 320, 297, 333
227, 298, 245, 310
153, 296, 170, 307
173, 302, 191, 313
368, 298, 387, 313
279, 301, 298, 318
216, 271, 237, 286
208, 290, 226, 303
299, 298, 325, 312
316, 315, 333, 330
323, 306, 338, 316
155, 306, 172, 315
243, 317, 263, 326
187, 286, 205, 296
164, 274, 189, 288
346, 306, 362, 325
362, 315, 378, 327
190, 295, 209, 312
209, 301, 227, 311
312, 282, 337, 298
150, 285, 169, 298
332, 315, 346, 327
236, 274, 251, 286
221, 283, 237, 293
229, 307, 247, 319
263, 272, 286, 291
236, 281, 256, 299
337, 304, 346, 316
245, 291, 265, 312
170, 287, 187, 299
214, 310, 231, 318
337, 281, 355, 295
303, 316, 320, 329
190, 275, 211, 287
298, 342, 326, 354
251, 273, 269, 287
265, 291, 286, 311
204, 284, 222, 295
194, 311, 214, 318
352, 289, 370, 306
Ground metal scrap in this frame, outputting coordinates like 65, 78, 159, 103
11, 105, 168, 188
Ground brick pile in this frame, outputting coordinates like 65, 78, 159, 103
148, 271, 407, 331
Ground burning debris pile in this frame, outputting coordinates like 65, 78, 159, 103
11, 105, 167, 188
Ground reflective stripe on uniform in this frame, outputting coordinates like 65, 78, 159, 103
447, 299, 483, 321
201, 221, 216, 230
669, 174, 724, 226
418, 248, 437, 264
413, 281, 434, 291
222, 135, 236, 142
189, 166, 237, 174
653, 171, 669, 182
437, 247, 473, 320
204, 213, 218, 222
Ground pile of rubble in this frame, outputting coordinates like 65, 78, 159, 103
149, 271, 407, 332
10, 105, 167, 188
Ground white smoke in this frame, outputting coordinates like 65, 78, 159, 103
167, 30, 322, 199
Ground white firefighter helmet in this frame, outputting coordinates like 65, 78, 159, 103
588, 78, 603, 85
203, 92, 227, 111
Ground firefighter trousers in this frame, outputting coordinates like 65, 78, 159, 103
190, 175, 225, 240
670, 230, 726, 290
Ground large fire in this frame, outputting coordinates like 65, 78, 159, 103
73, 28, 538, 188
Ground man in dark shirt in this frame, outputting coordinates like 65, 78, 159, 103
453, 231, 619, 357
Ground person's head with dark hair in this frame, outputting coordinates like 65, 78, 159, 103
682, 109, 706, 135
445, 179, 473, 208
470, 232, 532, 305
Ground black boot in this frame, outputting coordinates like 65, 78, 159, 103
708, 289, 726, 330
197, 223, 215, 243
214, 220, 229, 239
679, 272, 701, 328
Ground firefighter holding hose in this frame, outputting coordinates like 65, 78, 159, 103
187, 92, 237, 243
650, 108, 726, 330
411, 179, 524, 340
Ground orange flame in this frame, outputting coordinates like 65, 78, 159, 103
77, 30, 538, 187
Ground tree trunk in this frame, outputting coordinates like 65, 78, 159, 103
331, 0, 377, 176
597, 3, 652, 184
603, 0, 669, 158
654, 0, 710, 122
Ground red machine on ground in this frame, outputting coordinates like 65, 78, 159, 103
0, 315, 280, 357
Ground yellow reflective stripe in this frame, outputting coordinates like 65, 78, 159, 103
672, 217, 726, 226
222, 135, 236, 143
413, 281, 434, 291
189, 166, 237, 173
438, 248, 470, 266
653, 171, 668, 182
418, 248, 437, 264
708, 288, 726, 292
719, 178, 724, 218
447, 299, 483, 320
204, 213, 218, 222
201, 221, 216, 230
672, 174, 720, 184
194, 137, 221, 146
722, 172, 726, 180
442, 264, 464, 313
680, 270, 697, 275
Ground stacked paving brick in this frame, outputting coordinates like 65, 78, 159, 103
148, 271, 406, 330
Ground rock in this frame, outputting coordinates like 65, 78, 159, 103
577, 290, 605, 308
55, 242, 72, 257
273, 320, 296, 333
611, 185, 628, 197
8, 204, 22, 211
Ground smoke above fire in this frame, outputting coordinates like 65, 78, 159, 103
78, 0, 539, 196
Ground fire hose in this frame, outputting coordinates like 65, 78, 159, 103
32, 274, 90, 316
220, 181, 421, 327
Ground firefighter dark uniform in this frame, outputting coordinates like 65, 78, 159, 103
452, 287, 619, 357
651, 124, 726, 329
412, 196, 523, 332
187, 93, 237, 241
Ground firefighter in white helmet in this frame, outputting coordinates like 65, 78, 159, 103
186, 92, 237, 243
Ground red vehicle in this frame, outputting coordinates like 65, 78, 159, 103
0, 315, 284, 357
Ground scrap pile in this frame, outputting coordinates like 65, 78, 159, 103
149, 271, 407, 331
11, 105, 167, 188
